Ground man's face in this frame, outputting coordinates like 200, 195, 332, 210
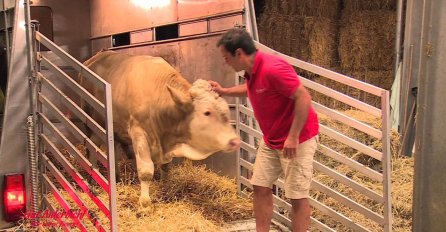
219, 46, 243, 72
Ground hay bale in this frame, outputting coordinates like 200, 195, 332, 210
339, 10, 396, 72
293, 0, 342, 18
343, 0, 397, 13
258, 14, 338, 70
306, 17, 339, 68
263, 0, 341, 18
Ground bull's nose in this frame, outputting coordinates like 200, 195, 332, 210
228, 138, 241, 151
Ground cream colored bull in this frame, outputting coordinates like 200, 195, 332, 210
82, 50, 240, 207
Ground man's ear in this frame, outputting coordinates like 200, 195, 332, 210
167, 85, 192, 107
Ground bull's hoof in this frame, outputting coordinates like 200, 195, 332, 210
139, 195, 152, 208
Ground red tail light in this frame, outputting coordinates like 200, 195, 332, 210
3, 174, 26, 222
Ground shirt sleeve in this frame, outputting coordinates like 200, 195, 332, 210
267, 59, 301, 98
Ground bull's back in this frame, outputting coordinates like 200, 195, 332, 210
83, 51, 191, 135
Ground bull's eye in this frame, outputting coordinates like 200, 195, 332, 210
204, 111, 211, 116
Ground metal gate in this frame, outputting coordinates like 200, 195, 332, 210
31, 28, 118, 231
237, 2, 392, 231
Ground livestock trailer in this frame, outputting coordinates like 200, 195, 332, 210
0, 0, 406, 231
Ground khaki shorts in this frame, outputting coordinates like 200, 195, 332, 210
250, 136, 318, 199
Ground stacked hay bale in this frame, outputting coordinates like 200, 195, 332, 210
338, 0, 397, 106
258, 0, 343, 108
257, 0, 397, 108
258, 0, 342, 69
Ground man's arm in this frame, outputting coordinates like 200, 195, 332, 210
282, 84, 312, 159
209, 80, 248, 97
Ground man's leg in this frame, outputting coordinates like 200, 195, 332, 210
253, 185, 273, 232
291, 198, 311, 232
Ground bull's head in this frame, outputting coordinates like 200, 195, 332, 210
167, 79, 240, 160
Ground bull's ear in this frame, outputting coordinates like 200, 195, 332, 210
167, 85, 192, 106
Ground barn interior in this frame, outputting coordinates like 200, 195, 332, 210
0, 0, 422, 231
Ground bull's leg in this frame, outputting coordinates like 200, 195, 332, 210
128, 125, 154, 208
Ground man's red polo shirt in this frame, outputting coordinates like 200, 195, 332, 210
245, 51, 319, 150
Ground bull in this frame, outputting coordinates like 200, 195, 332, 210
82, 50, 240, 206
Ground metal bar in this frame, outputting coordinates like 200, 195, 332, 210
39, 113, 109, 191
91, 9, 244, 40
35, 31, 108, 89
319, 125, 383, 161
309, 198, 370, 232
301, 78, 382, 117
39, 93, 108, 168
41, 135, 111, 217
318, 144, 383, 182
104, 84, 118, 232
240, 141, 256, 155
42, 154, 108, 231
255, 41, 384, 97
245, 0, 259, 40
312, 102, 382, 139
111, 31, 226, 50
312, 180, 384, 225
39, 100, 103, 162
39, 73, 107, 143
313, 161, 383, 203
394, 0, 404, 77
239, 158, 253, 171
239, 123, 263, 140
43, 197, 71, 232
40, 57, 105, 117
239, 105, 255, 118
42, 174, 89, 232
381, 91, 392, 232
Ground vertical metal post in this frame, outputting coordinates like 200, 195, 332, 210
2, 1, 11, 64
245, 0, 259, 41
24, 0, 40, 228
105, 84, 118, 232
413, 0, 446, 230
394, 0, 403, 75
381, 90, 393, 232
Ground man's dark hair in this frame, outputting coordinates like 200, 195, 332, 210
217, 28, 257, 56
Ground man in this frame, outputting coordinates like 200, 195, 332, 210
209, 28, 319, 232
